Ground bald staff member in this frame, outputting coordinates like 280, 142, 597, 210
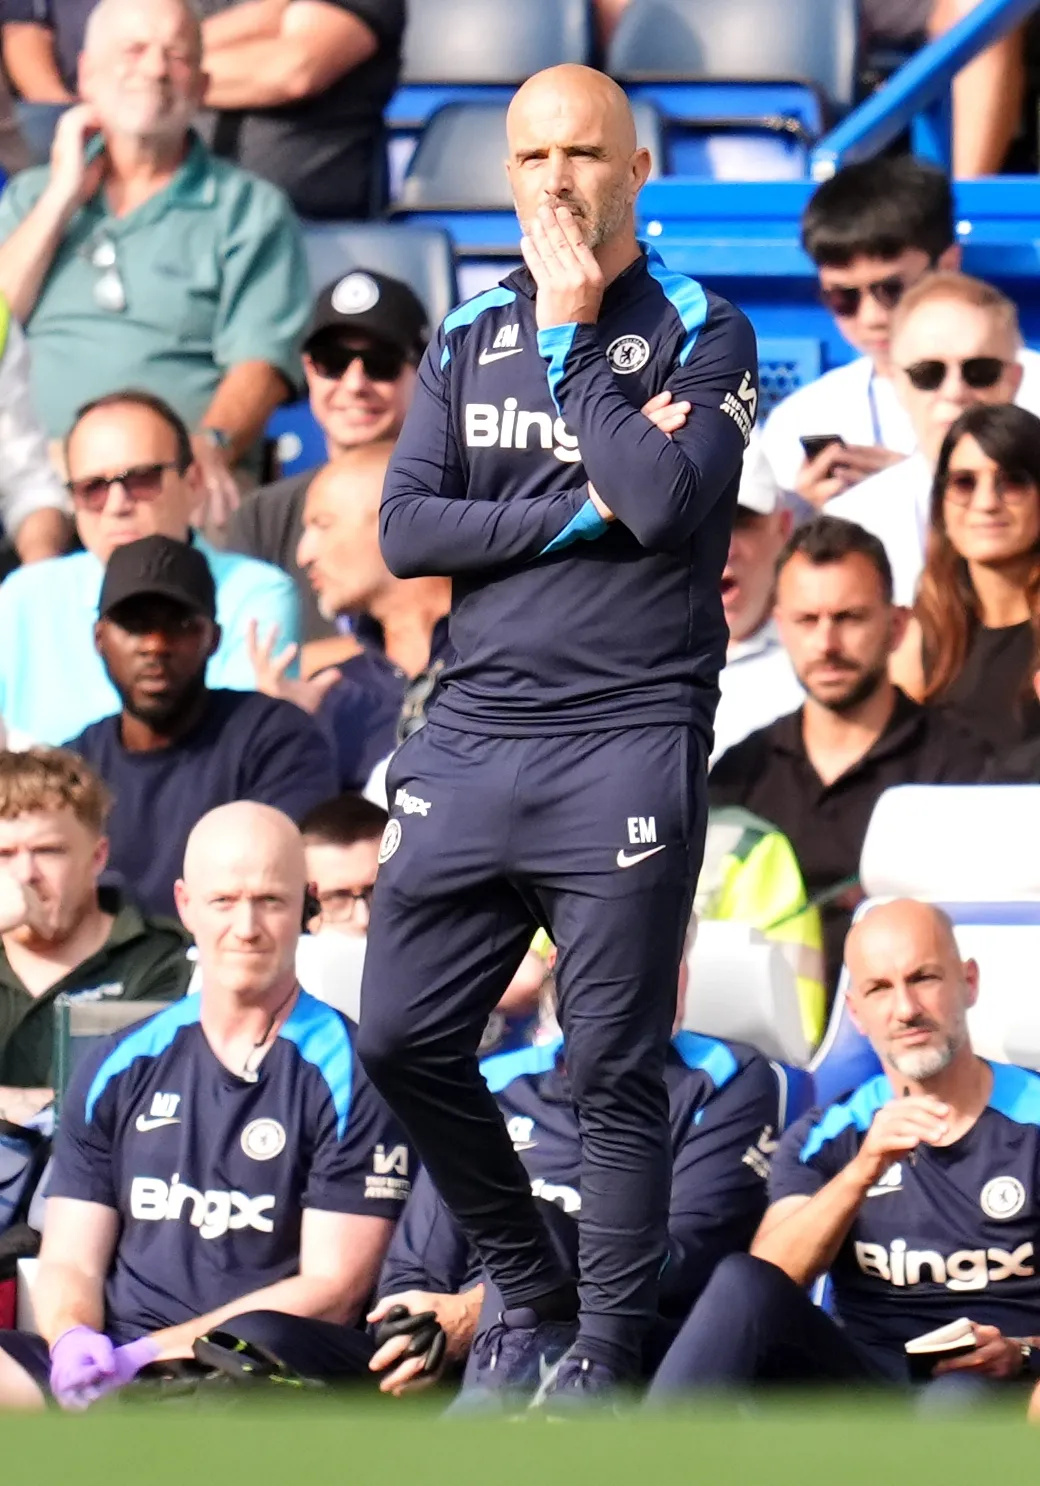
0, 803, 410, 1410
650, 900, 1040, 1399
356, 63, 759, 1406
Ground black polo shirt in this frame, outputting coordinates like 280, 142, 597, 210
0, 889, 191, 1089
193, 0, 404, 220
709, 689, 990, 993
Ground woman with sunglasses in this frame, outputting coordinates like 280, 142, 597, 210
896, 403, 1040, 752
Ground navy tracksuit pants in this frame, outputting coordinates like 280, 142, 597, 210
357, 719, 706, 1375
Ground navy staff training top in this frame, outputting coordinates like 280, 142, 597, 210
771, 1066, 1040, 1364
49, 991, 412, 1341
380, 247, 758, 744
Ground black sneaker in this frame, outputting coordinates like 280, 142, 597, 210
530, 1348, 621, 1411
451, 1307, 576, 1413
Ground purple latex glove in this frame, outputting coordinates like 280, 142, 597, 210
49, 1327, 116, 1411
49, 1328, 160, 1411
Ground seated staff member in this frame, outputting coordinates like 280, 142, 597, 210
649, 900, 1040, 1399
0, 802, 410, 1411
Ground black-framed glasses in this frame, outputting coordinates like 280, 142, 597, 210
308, 344, 407, 383
314, 885, 375, 923
67, 462, 177, 511
944, 468, 1036, 506
819, 275, 909, 318
902, 356, 1007, 392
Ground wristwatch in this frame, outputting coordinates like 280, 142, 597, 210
1015, 1339, 1040, 1375
198, 427, 232, 452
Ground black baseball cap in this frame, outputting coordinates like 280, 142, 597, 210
99, 535, 217, 622
304, 270, 429, 361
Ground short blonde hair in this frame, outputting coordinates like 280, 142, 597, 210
891, 270, 1021, 347
0, 749, 112, 834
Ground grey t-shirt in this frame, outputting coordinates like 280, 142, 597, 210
226, 470, 333, 642
860, 0, 932, 41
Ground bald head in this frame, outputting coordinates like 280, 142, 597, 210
506, 65, 650, 252
845, 899, 978, 1083
846, 900, 959, 983
80, 0, 205, 145
176, 803, 306, 1004
508, 66, 638, 156
297, 444, 395, 619
182, 802, 306, 892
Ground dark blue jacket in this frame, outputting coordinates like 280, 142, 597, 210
380, 248, 758, 744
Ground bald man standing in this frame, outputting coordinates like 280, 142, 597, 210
357, 65, 758, 1404
650, 900, 1040, 1400
0, 803, 410, 1411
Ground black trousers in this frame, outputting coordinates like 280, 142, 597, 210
358, 720, 706, 1374
646, 1253, 894, 1398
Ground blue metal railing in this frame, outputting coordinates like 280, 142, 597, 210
810, 0, 1040, 179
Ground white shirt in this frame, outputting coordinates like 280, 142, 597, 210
760, 346, 1040, 496
826, 453, 931, 607
0, 319, 69, 536
712, 620, 804, 764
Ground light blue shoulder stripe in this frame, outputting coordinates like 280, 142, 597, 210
539, 497, 609, 557
644, 244, 708, 366
988, 1060, 1040, 1126
536, 324, 577, 417
440, 286, 517, 367
481, 1035, 564, 1094
85, 995, 202, 1123
799, 1073, 892, 1164
672, 1030, 739, 1091
280, 990, 353, 1139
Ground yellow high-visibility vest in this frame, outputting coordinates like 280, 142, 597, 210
696, 806, 827, 1048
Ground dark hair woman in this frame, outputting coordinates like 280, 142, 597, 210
907, 402, 1040, 752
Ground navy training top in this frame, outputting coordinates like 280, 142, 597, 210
49, 991, 412, 1341
771, 1066, 1040, 1369
380, 247, 759, 744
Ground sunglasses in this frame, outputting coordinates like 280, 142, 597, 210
944, 468, 1036, 506
819, 275, 909, 318
67, 462, 178, 511
80, 234, 127, 313
902, 357, 1007, 392
308, 344, 407, 383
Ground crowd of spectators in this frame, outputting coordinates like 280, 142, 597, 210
0, 0, 1038, 1421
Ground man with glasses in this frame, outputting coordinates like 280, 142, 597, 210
758, 158, 1040, 513
0, 389, 299, 744
829, 273, 1026, 606
0, 0, 309, 528
65, 534, 335, 918
301, 794, 386, 939
227, 270, 429, 646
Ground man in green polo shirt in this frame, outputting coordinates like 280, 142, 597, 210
0, 0, 309, 527
0, 747, 190, 1124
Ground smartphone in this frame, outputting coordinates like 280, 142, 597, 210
800, 434, 846, 461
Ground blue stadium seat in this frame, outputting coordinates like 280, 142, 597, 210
388, 0, 593, 196
608, 0, 857, 180
809, 990, 881, 1110
757, 336, 822, 417
772, 1060, 816, 1129
392, 99, 664, 298
266, 401, 326, 479
301, 222, 458, 326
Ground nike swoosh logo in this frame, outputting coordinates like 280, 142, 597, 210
512, 1140, 538, 1152
135, 1116, 181, 1132
478, 347, 523, 364
866, 1185, 900, 1197
616, 845, 667, 869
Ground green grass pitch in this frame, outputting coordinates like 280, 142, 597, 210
1, 1393, 1035, 1486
